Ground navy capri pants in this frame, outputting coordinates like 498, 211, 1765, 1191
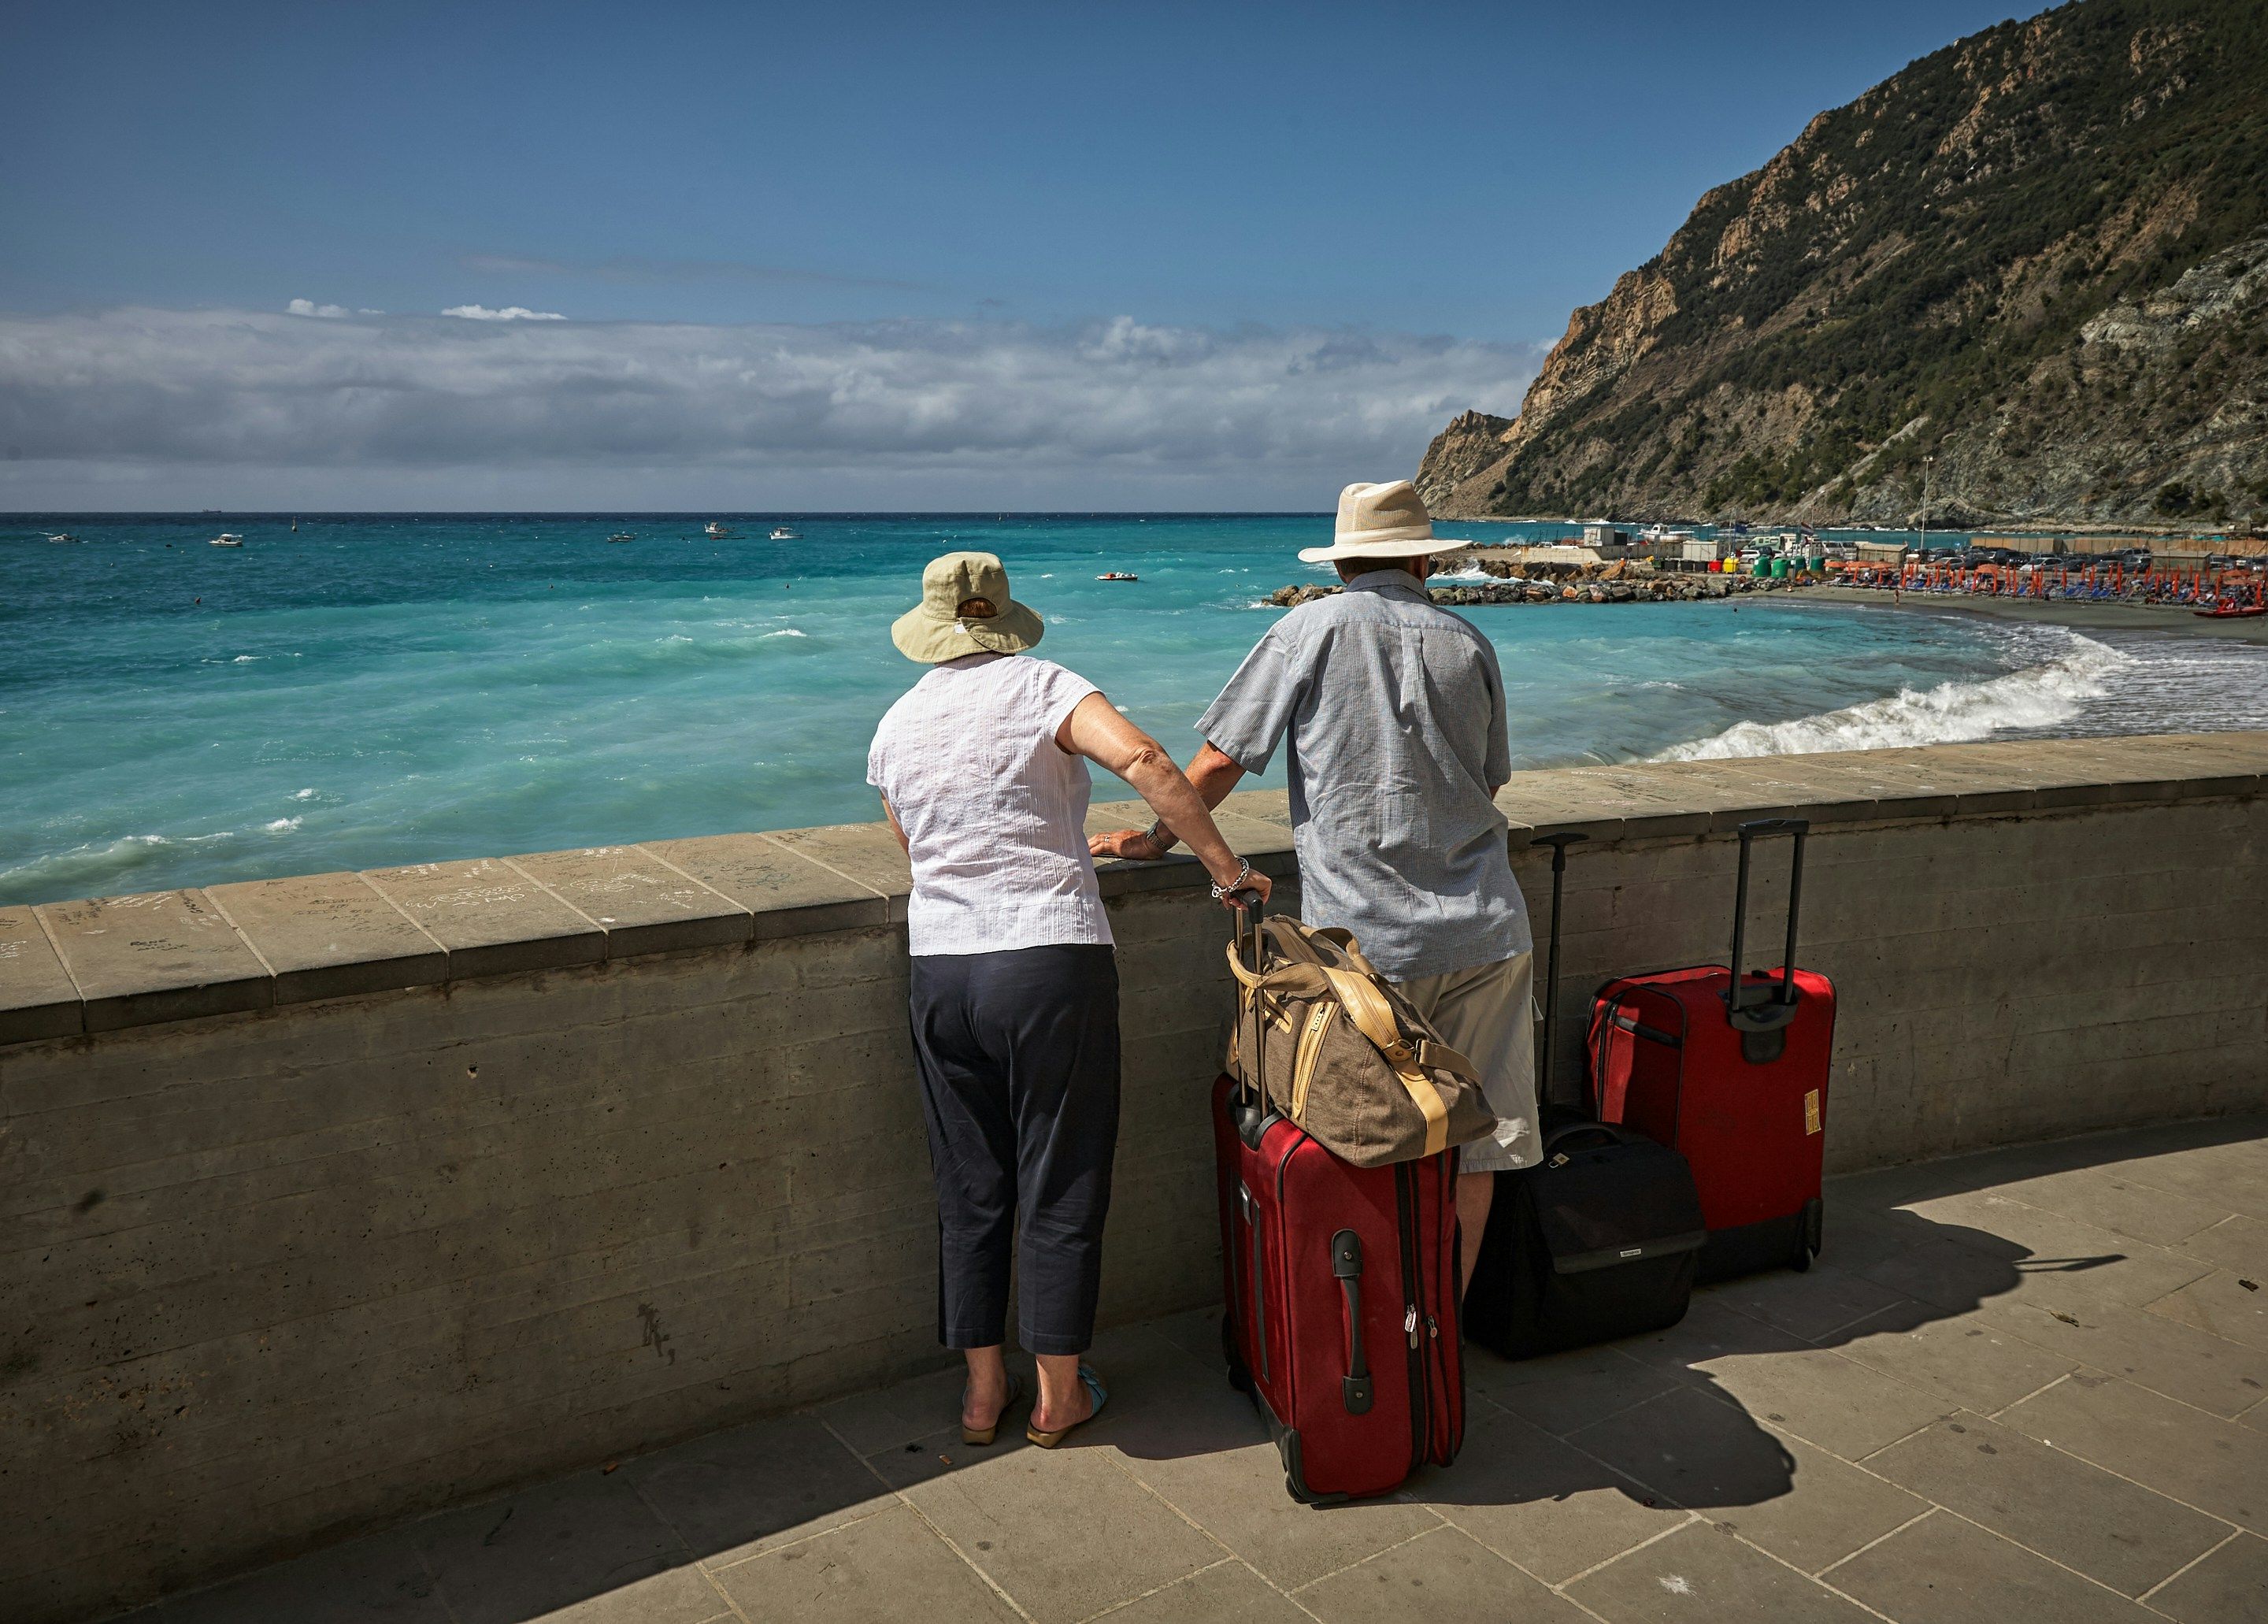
908, 944, 1121, 1356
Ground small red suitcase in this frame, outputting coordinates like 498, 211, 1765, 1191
1588, 818, 1836, 1280
1214, 906, 1463, 1503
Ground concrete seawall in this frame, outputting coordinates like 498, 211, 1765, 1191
5, 733, 2265, 1622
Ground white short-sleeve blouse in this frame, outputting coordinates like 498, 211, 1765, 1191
867, 652, 1114, 957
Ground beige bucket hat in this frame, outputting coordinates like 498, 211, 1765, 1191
891, 551, 1047, 664
1297, 479, 1473, 565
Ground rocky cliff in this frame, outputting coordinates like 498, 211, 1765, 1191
1419, 0, 2268, 529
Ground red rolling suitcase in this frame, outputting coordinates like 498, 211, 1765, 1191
1589, 818, 1836, 1280
1214, 903, 1463, 1503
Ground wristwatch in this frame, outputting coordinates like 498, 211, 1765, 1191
1144, 820, 1180, 852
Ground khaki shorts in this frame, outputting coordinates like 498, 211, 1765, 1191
1391, 952, 1538, 1174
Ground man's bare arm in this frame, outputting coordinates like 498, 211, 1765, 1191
1089, 741, 1247, 861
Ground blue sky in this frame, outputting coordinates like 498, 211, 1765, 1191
0, 0, 2025, 509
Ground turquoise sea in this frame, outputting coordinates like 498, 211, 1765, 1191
6, 513, 2266, 906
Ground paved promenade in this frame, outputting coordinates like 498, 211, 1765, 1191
115, 1116, 2267, 1624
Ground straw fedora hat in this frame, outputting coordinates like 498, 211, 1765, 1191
1297, 480, 1473, 565
891, 551, 1047, 664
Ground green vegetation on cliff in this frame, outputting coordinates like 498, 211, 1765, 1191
1418, 0, 2268, 528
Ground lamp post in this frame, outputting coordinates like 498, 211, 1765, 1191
1919, 454, 1936, 562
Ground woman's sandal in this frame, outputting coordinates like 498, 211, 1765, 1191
960, 1375, 1025, 1446
1025, 1365, 1108, 1450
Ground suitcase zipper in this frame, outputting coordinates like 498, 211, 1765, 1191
1394, 1162, 1427, 1475
1251, 1179, 1269, 1378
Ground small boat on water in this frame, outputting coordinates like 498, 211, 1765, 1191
705, 521, 732, 538
1096, 571, 1139, 582
2194, 601, 2266, 618
607, 532, 636, 543
769, 527, 800, 540
45, 532, 78, 544
210, 533, 244, 548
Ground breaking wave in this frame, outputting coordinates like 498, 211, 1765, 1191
1655, 632, 2133, 760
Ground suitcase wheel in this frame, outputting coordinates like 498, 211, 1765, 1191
1791, 1198, 1824, 1272
1222, 1311, 1253, 1393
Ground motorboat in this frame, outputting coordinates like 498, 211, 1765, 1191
705, 521, 732, 538
44, 532, 78, 544
769, 526, 800, 540
210, 533, 244, 547
607, 532, 636, 543
1096, 571, 1139, 582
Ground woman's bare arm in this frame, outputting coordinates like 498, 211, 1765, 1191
1058, 693, 1269, 909
879, 796, 909, 854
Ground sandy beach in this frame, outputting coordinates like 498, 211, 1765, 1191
1784, 584, 2268, 643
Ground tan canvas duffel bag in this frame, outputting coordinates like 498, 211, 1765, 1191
1225, 911, 1499, 1167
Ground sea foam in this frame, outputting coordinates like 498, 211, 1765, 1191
1656, 631, 2131, 760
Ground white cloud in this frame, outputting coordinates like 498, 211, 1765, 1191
285, 298, 350, 318
0, 305, 1538, 506
442, 303, 567, 321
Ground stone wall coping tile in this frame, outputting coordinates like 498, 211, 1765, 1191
639, 833, 889, 940
32, 889, 274, 1031
1, 732, 2261, 1047
0, 904, 85, 1043
504, 847, 752, 959
762, 824, 915, 922
204, 872, 450, 1006
361, 858, 605, 979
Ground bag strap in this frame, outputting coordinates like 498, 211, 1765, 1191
1321, 966, 1451, 1158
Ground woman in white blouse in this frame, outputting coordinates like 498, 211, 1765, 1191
869, 551, 1269, 1450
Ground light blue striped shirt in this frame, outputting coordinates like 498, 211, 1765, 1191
1197, 569, 1529, 981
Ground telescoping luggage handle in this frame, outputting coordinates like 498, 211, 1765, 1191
1530, 832, 1588, 1114
1232, 892, 1273, 1147
1727, 818, 1810, 1042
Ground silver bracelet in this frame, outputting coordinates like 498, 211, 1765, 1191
1209, 858, 1253, 899
1144, 819, 1181, 853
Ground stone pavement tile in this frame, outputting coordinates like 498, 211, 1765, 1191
2111, 1148, 2268, 1226
863, 1418, 1033, 1491
2145, 1532, 2268, 1624
1145, 1305, 1231, 1373
1414, 1401, 1687, 1585
1697, 1262, 1914, 1343
1462, 1344, 1681, 1436
709, 1501, 1018, 1624
1667, 1344, 1955, 1463
1105, 1363, 1434, 1589
414, 1471, 706, 1624
2149, 1271, 2268, 1351
1565, 1520, 1873, 1622
1865, 1412, 2226, 1596
1977, 1298, 2268, 1418
1856, 1235, 2033, 1317
813, 1363, 969, 1456
1826, 1508, 2159, 1624
112, 1524, 447, 1623
1565, 1385, 1923, 1574
2177, 1216, 2268, 1277
1999, 1372, 2268, 1533
1990, 1165, 2233, 1248
1902, 1192, 2216, 1311
1293, 1523, 1592, 1623
1096, 1559, 1312, 1623
1618, 1296, 1814, 1374
904, 1443, 1223, 1624
1814, 1202, 1933, 1275
623, 1409, 895, 1565
1829, 1298, 2081, 1413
